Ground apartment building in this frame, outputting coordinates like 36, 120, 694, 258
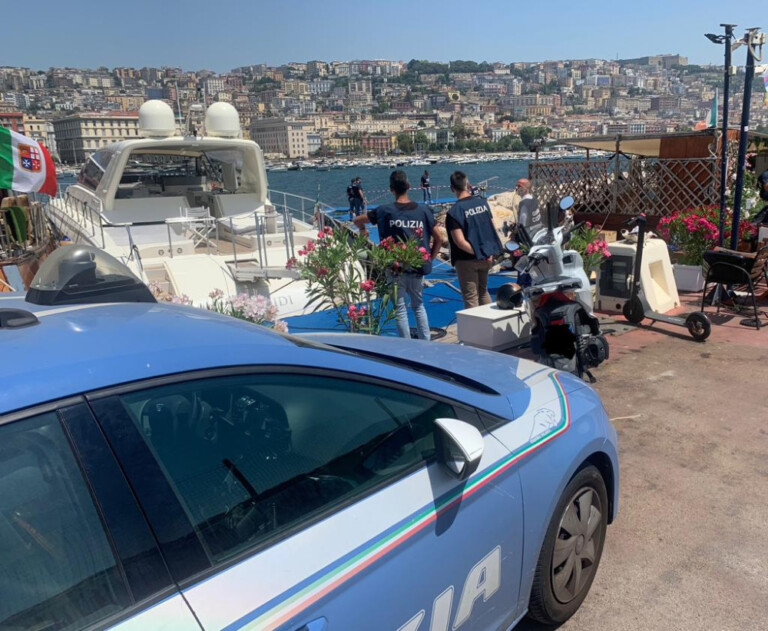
250, 118, 309, 158
22, 116, 57, 155
0, 111, 25, 133
53, 111, 139, 163
348, 80, 372, 111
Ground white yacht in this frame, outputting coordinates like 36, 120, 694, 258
44, 101, 326, 316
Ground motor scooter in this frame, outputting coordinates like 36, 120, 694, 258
500, 196, 609, 381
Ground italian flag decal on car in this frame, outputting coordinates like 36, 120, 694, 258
0, 127, 58, 195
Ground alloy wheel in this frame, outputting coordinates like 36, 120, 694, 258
551, 487, 604, 604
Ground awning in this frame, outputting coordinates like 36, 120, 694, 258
551, 129, 768, 158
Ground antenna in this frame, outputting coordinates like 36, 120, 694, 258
174, 81, 182, 135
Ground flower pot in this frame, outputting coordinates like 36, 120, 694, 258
672, 263, 705, 293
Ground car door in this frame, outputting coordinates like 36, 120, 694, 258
88, 368, 525, 631
0, 403, 200, 631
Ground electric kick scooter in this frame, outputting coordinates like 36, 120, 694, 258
622, 213, 711, 341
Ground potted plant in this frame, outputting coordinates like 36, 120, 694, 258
288, 225, 429, 334
658, 207, 757, 292
657, 207, 719, 292
568, 222, 612, 277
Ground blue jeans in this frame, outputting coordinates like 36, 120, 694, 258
394, 273, 430, 340
422, 187, 432, 204
351, 198, 364, 216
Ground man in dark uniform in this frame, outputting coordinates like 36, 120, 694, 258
346, 179, 356, 220
446, 170, 503, 308
350, 177, 366, 217
354, 171, 443, 340
420, 170, 432, 204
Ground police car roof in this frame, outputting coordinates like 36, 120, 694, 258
0, 294, 537, 419
0, 296, 310, 415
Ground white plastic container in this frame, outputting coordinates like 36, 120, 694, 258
672, 264, 705, 293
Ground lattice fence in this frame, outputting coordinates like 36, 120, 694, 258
530, 156, 720, 217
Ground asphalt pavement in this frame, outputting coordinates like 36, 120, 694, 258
516, 306, 768, 630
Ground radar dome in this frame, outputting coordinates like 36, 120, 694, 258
205, 102, 241, 138
139, 100, 176, 138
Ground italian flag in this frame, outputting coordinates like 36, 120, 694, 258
0, 127, 57, 196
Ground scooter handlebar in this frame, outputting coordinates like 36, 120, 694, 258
563, 221, 586, 244
524, 252, 549, 272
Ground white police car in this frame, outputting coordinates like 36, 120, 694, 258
0, 246, 618, 630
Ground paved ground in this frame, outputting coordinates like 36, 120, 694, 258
504, 302, 768, 630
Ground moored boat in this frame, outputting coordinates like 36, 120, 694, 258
41, 100, 332, 317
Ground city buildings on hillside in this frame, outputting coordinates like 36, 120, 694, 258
1, 53, 766, 162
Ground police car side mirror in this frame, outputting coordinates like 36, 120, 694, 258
434, 418, 484, 481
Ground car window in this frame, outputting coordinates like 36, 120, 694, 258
118, 373, 455, 564
0, 412, 131, 630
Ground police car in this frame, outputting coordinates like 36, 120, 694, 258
0, 246, 618, 631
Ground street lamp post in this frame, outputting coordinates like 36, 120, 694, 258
730, 28, 765, 250
705, 24, 736, 246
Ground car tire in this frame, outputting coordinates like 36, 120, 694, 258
527, 465, 608, 625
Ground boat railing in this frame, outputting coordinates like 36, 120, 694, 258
268, 189, 335, 226
54, 193, 108, 249
51, 192, 306, 278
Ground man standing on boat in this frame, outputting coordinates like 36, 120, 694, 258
351, 177, 366, 217
421, 170, 432, 205
346, 178, 356, 220
354, 171, 442, 340
446, 171, 503, 308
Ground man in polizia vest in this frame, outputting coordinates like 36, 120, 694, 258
354, 171, 443, 340
446, 170, 503, 308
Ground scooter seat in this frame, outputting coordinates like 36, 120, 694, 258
533, 276, 583, 288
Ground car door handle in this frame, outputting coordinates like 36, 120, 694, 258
295, 617, 327, 631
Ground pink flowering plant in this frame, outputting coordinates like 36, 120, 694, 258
207, 289, 288, 333
657, 207, 720, 265
147, 280, 193, 305
289, 224, 428, 334
147, 282, 288, 332
658, 206, 757, 265
568, 222, 612, 272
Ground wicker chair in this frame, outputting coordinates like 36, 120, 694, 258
701, 243, 768, 329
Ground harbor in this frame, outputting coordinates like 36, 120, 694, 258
2, 8, 768, 629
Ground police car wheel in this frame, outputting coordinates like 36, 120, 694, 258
527, 465, 608, 625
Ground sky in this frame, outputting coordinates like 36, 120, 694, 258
5, 0, 766, 72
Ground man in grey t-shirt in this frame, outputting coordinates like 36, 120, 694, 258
515, 178, 543, 243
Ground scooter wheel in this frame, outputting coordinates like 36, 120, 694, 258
622, 297, 645, 324
685, 312, 711, 341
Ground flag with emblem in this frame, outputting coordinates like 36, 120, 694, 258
0, 127, 58, 195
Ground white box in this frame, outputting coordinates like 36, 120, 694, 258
456, 304, 532, 351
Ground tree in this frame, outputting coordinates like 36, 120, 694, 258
541, 80, 560, 95
251, 77, 279, 93
452, 125, 471, 140
519, 125, 550, 148
413, 132, 429, 153
417, 119, 426, 128
396, 133, 414, 154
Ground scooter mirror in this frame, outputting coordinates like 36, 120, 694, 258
504, 241, 520, 253
560, 195, 575, 211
